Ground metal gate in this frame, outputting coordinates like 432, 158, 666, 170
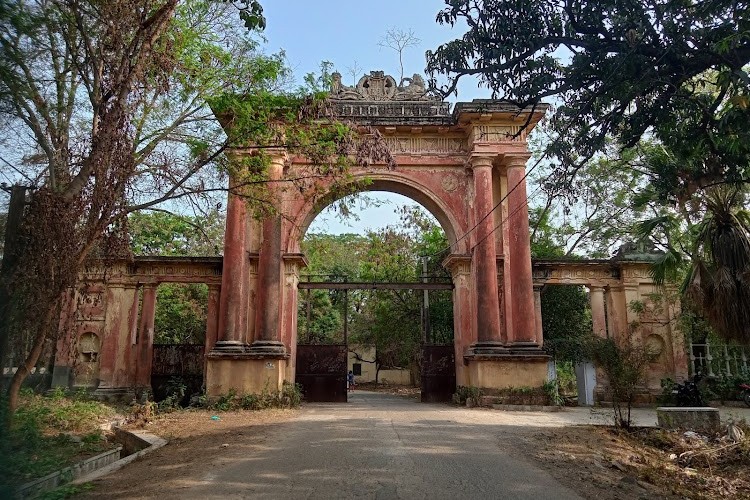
421, 344, 456, 403
295, 344, 348, 402
151, 344, 204, 404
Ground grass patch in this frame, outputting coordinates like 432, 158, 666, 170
0, 388, 118, 495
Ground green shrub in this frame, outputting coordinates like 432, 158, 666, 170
452, 386, 481, 406
585, 334, 656, 428
543, 380, 564, 406
207, 382, 302, 412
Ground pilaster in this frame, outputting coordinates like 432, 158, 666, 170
134, 284, 157, 390
442, 254, 473, 386
589, 285, 607, 338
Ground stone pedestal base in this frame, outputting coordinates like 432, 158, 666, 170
92, 386, 136, 403
206, 353, 288, 398
462, 353, 550, 390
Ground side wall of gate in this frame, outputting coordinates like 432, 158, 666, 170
52, 257, 222, 398
532, 258, 689, 399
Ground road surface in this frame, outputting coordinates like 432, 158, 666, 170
91, 391, 583, 499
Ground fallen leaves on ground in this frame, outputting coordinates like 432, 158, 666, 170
518, 422, 750, 499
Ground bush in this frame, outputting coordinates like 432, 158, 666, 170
543, 380, 564, 406
207, 382, 303, 412
157, 377, 187, 411
586, 334, 657, 428
658, 377, 678, 405
452, 386, 481, 406
0, 391, 115, 493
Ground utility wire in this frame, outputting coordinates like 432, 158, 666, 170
0, 155, 35, 186
465, 48, 674, 256
424, 43, 665, 259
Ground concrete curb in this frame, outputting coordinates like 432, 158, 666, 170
492, 404, 563, 412
72, 429, 168, 485
16, 447, 123, 498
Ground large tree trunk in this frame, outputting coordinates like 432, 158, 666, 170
7, 307, 56, 413
0, 185, 28, 371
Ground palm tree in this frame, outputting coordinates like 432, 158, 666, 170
684, 188, 750, 343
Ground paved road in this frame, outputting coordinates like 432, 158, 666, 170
90, 392, 750, 499
172, 391, 581, 500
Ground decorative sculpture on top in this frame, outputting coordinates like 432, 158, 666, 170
330, 70, 438, 101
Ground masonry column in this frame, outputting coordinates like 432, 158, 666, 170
533, 284, 544, 345
213, 179, 249, 353
249, 153, 286, 356
468, 155, 506, 355
206, 153, 288, 398
95, 282, 138, 399
443, 254, 474, 386
204, 284, 221, 353
505, 153, 541, 349
135, 284, 157, 390
589, 285, 607, 338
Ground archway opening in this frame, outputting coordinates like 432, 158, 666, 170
295, 191, 457, 402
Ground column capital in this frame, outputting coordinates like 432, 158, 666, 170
468, 154, 495, 169
442, 253, 472, 277
501, 153, 531, 169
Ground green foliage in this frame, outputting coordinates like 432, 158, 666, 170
206, 382, 302, 411
300, 204, 454, 373
586, 335, 657, 428
452, 386, 482, 406
128, 211, 225, 256
157, 377, 188, 411
154, 283, 208, 344
540, 285, 592, 363
543, 380, 564, 407
555, 361, 577, 396
658, 378, 678, 406
38, 482, 94, 500
0, 391, 115, 492
428, 0, 750, 196
297, 289, 342, 344
428, 0, 750, 344
703, 370, 750, 403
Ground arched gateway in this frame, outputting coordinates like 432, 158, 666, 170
51, 71, 688, 401
206, 71, 550, 396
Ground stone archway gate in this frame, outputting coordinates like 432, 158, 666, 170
52, 71, 689, 400
52, 256, 687, 401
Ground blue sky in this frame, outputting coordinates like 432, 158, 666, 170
262, 1, 487, 235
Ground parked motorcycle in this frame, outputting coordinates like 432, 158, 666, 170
740, 383, 750, 407
675, 373, 705, 407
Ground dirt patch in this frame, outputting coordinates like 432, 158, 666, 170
80, 408, 297, 498
513, 425, 750, 499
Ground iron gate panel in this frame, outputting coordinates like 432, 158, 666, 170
151, 344, 204, 404
295, 344, 347, 402
421, 344, 456, 403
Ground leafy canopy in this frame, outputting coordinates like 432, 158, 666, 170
427, 0, 750, 196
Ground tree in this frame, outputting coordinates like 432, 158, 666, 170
153, 283, 208, 344
0, 0, 388, 414
299, 204, 453, 381
127, 211, 226, 345
427, 0, 750, 190
428, 0, 750, 343
128, 211, 225, 256
378, 27, 421, 82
